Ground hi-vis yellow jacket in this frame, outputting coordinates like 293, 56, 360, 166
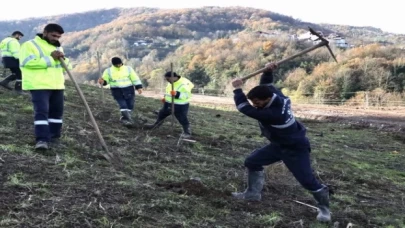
102, 65, 143, 89
164, 77, 194, 104
19, 35, 72, 90
0, 37, 20, 59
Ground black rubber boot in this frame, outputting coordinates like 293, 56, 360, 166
232, 170, 264, 201
35, 141, 49, 150
181, 125, 192, 138
312, 185, 331, 222
0, 74, 16, 90
120, 110, 134, 126
14, 80, 24, 95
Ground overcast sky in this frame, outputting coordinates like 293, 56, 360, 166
1, 0, 403, 34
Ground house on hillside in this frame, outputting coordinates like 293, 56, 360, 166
297, 30, 324, 42
298, 31, 349, 49
133, 40, 147, 46
289, 34, 298, 41
256, 31, 276, 38
327, 33, 349, 48
332, 38, 349, 48
133, 38, 154, 47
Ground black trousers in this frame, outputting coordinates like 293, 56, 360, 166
157, 102, 190, 128
244, 143, 323, 191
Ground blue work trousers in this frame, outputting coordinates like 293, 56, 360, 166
30, 90, 64, 142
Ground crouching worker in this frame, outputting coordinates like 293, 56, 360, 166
98, 57, 143, 126
230, 63, 331, 222
144, 71, 194, 138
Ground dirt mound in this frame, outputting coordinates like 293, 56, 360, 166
157, 179, 231, 198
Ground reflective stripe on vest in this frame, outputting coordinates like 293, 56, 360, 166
108, 66, 131, 82
164, 79, 191, 104
20, 40, 62, 68
1, 39, 16, 57
107, 66, 135, 88
271, 117, 296, 129
173, 84, 190, 100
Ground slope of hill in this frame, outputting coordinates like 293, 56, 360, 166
0, 8, 158, 42
2, 7, 405, 101
0, 82, 404, 227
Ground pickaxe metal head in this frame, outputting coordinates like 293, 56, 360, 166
308, 27, 338, 63
238, 27, 338, 82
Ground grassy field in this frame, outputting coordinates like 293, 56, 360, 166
0, 81, 404, 228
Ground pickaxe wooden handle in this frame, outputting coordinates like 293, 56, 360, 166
170, 63, 175, 127
59, 58, 119, 164
240, 27, 337, 81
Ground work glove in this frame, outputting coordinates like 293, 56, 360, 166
98, 78, 105, 85
137, 88, 143, 94
170, 90, 177, 96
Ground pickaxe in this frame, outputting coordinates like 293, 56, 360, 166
59, 58, 120, 165
240, 27, 337, 81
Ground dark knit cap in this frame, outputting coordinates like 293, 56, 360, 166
111, 57, 123, 65
164, 71, 179, 77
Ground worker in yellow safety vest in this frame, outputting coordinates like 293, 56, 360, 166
144, 71, 194, 138
98, 57, 143, 126
19, 23, 72, 151
0, 31, 24, 93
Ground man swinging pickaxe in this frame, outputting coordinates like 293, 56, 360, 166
228, 27, 336, 223
240, 27, 337, 82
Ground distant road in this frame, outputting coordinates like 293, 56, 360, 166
141, 90, 405, 132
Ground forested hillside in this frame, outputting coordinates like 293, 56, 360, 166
1, 6, 405, 105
